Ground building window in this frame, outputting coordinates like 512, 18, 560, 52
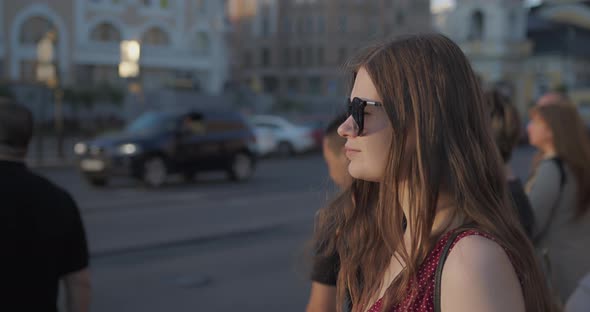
306, 16, 313, 34
287, 77, 300, 94
509, 10, 518, 40
262, 76, 279, 93
295, 48, 302, 66
396, 10, 405, 27
305, 47, 313, 66
367, 20, 377, 36
142, 27, 171, 46
469, 10, 485, 41
283, 48, 290, 67
19, 16, 55, 44
89, 0, 122, 4
193, 32, 210, 55
338, 47, 347, 64
261, 48, 271, 67
308, 76, 322, 95
317, 47, 324, 66
20, 60, 36, 82
90, 22, 122, 43
298, 17, 305, 34
283, 18, 291, 34
142, 0, 171, 9
339, 16, 347, 33
196, 0, 206, 13
262, 16, 270, 37
317, 15, 325, 34
383, 23, 391, 36
243, 52, 252, 68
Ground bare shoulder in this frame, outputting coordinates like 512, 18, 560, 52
440, 235, 525, 312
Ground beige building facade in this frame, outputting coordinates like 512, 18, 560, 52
228, 0, 431, 98
0, 0, 230, 93
436, 0, 590, 115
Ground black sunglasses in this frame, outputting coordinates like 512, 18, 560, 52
347, 97, 383, 135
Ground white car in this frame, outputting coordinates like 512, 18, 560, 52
253, 127, 278, 157
250, 115, 315, 156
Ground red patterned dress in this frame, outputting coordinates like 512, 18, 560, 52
367, 229, 497, 312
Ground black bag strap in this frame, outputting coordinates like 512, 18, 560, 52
533, 157, 566, 245
434, 228, 474, 312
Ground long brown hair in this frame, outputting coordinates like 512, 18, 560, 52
530, 102, 590, 217
317, 34, 553, 312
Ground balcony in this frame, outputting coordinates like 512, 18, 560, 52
459, 40, 533, 59
75, 42, 215, 70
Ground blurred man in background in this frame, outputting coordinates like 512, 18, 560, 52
0, 98, 91, 312
321, 113, 352, 190
307, 113, 351, 312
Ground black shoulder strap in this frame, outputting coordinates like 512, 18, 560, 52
552, 158, 566, 187
533, 157, 566, 244
434, 228, 472, 312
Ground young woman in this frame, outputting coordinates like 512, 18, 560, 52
313, 33, 553, 312
526, 101, 590, 301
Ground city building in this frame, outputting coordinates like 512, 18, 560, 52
438, 0, 532, 112
436, 0, 590, 114
228, 0, 432, 99
0, 0, 230, 93
525, 0, 590, 111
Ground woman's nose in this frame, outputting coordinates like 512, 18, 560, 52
338, 115, 358, 138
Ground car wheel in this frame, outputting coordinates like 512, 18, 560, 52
276, 142, 294, 157
87, 176, 108, 187
228, 152, 254, 182
142, 156, 168, 187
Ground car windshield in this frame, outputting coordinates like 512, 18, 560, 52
125, 112, 176, 134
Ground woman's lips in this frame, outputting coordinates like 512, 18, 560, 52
344, 146, 360, 158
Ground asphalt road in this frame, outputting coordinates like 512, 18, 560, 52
36, 145, 536, 312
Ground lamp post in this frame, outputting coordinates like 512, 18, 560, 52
119, 40, 141, 118
36, 30, 65, 159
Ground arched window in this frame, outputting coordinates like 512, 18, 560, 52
142, 27, 170, 46
193, 31, 210, 55
90, 22, 122, 43
468, 10, 485, 41
20, 16, 55, 44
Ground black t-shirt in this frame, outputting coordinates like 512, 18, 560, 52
311, 251, 339, 286
507, 179, 535, 238
0, 161, 89, 312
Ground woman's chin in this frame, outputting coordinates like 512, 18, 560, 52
349, 166, 380, 183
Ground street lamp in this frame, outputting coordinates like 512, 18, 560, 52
36, 30, 65, 159
119, 40, 142, 118
119, 40, 141, 78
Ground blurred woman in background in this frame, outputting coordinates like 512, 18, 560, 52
526, 101, 590, 301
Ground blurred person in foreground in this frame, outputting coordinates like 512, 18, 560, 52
307, 113, 351, 312
485, 89, 535, 238
0, 98, 91, 312
525, 100, 590, 301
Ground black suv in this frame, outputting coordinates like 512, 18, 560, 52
74, 110, 258, 187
